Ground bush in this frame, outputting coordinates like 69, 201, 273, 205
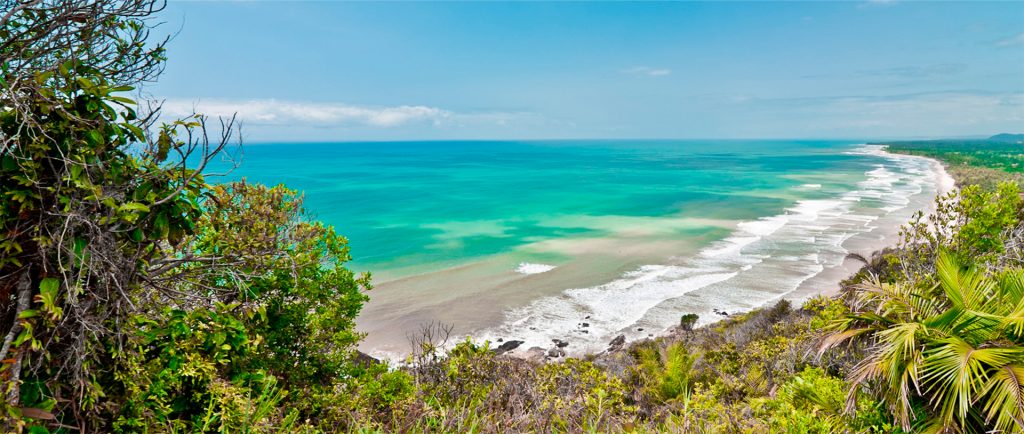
679, 313, 699, 331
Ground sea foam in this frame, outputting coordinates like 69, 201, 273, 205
515, 262, 557, 275
473, 145, 945, 356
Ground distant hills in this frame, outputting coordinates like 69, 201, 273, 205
869, 133, 1024, 149
989, 133, 1024, 143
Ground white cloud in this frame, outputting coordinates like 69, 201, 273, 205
622, 66, 671, 77
995, 32, 1024, 47
160, 99, 454, 127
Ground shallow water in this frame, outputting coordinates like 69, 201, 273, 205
208, 140, 949, 358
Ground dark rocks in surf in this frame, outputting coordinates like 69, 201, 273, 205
608, 335, 626, 351
493, 340, 524, 355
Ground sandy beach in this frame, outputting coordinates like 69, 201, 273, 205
356, 144, 957, 361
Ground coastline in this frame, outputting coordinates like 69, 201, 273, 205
785, 146, 955, 302
489, 146, 957, 361
361, 145, 957, 362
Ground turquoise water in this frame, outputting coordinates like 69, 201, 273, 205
211, 140, 946, 356
216, 140, 871, 276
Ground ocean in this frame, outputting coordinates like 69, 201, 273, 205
208, 140, 951, 358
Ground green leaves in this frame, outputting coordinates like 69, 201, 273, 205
829, 250, 1024, 433
118, 202, 150, 213
156, 129, 172, 161
35, 278, 63, 321
977, 365, 1024, 430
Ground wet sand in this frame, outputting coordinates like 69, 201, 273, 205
788, 149, 955, 301
356, 146, 955, 360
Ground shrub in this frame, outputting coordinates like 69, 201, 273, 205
633, 341, 696, 403
679, 313, 699, 331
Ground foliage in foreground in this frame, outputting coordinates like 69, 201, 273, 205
826, 253, 1024, 433
2, 1, 371, 431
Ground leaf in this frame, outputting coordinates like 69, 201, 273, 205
123, 123, 145, 140
13, 329, 32, 347
153, 212, 169, 239
109, 95, 136, 105
19, 407, 55, 420
85, 129, 103, 146
977, 364, 1024, 432
38, 278, 59, 299
118, 202, 150, 213
75, 76, 95, 91
0, 155, 16, 171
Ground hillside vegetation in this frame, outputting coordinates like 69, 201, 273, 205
878, 136, 1024, 189
2, 2, 1023, 433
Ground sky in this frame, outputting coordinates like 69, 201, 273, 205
152, 1, 1024, 142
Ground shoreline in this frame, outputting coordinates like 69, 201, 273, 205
486, 146, 956, 362
787, 146, 955, 301
364, 145, 956, 363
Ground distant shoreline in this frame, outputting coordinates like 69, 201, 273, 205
786, 146, 954, 301
367, 145, 958, 363
498, 145, 957, 362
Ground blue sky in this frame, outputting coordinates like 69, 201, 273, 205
153, 1, 1024, 141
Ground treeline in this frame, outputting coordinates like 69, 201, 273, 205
2, 2, 1023, 433
878, 137, 1024, 190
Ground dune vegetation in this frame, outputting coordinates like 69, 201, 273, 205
2, 1, 1023, 433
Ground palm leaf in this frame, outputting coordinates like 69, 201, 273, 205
937, 251, 995, 313
922, 338, 1019, 428
818, 327, 872, 357
977, 364, 1024, 433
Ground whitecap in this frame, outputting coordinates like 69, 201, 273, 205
470, 144, 947, 357
515, 262, 557, 275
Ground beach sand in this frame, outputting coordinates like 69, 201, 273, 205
357, 145, 956, 360
788, 148, 955, 301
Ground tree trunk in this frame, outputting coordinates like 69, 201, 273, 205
1, 268, 32, 406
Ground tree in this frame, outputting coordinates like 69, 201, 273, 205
2, 0, 231, 417
1, 1, 371, 431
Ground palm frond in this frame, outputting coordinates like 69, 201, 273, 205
921, 338, 1019, 427
977, 364, 1024, 433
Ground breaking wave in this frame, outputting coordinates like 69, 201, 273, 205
475, 145, 947, 356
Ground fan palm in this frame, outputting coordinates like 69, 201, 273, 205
823, 251, 1024, 433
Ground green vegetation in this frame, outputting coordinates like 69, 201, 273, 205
3, 2, 1023, 433
878, 136, 1024, 189
1, 1, 370, 431
826, 253, 1024, 433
